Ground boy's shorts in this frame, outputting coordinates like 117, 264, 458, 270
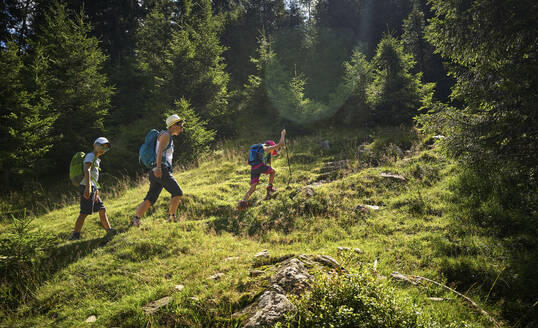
79, 185, 106, 214
250, 163, 274, 184
144, 164, 183, 204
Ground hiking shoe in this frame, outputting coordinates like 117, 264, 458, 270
69, 232, 81, 240
237, 200, 248, 211
266, 185, 277, 195
130, 216, 141, 227
167, 214, 177, 223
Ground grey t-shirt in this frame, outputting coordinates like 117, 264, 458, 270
80, 152, 100, 187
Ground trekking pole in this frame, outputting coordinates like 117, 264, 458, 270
284, 136, 292, 188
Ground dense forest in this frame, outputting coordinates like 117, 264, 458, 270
2, 0, 535, 187
0, 0, 536, 326
1, 0, 450, 183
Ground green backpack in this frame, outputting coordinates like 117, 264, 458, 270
69, 152, 86, 186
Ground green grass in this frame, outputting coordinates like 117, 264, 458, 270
0, 127, 529, 327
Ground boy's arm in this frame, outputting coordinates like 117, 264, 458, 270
83, 162, 91, 199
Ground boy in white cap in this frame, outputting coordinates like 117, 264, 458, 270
132, 115, 184, 226
70, 137, 115, 240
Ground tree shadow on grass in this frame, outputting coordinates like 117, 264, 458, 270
1, 230, 123, 313
435, 169, 538, 327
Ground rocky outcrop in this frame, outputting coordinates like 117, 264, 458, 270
243, 291, 297, 328
238, 254, 345, 327
271, 258, 312, 294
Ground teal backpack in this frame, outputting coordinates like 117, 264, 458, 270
248, 144, 265, 166
139, 130, 173, 169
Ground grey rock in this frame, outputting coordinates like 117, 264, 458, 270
303, 186, 315, 197
174, 284, 185, 291
225, 256, 239, 262
380, 172, 406, 181
208, 272, 225, 280
313, 255, 346, 271
254, 250, 270, 259
320, 140, 330, 150
337, 246, 350, 251
298, 254, 314, 267
272, 258, 312, 294
243, 291, 296, 328
353, 248, 364, 254
354, 204, 380, 212
143, 296, 173, 314
271, 283, 285, 294
85, 315, 97, 323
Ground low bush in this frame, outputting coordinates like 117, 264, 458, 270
0, 213, 56, 311
288, 266, 434, 328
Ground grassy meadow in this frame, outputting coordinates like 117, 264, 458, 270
1, 127, 532, 327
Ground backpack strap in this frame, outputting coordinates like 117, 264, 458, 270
158, 130, 174, 168
89, 155, 101, 189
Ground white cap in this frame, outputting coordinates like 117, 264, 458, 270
94, 137, 110, 145
166, 114, 184, 128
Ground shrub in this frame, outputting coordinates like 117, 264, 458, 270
288, 267, 432, 328
0, 212, 56, 310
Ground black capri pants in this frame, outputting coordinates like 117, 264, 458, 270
144, 164, 183, 204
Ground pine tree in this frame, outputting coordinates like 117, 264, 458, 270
336, 49, 373, 125
136, 0, 231, 133
401, 3, 428, 75
35, 1, 113, 169
401, 1, 452, 100
367, 34, 434, 125
0, 42, 54, 185
424, 0, 537, 171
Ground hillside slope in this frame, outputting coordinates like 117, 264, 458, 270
0, 129, 518, 327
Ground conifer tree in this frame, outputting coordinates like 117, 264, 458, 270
367, 34, 434, 125
423, 0, 537, 170
0, 42, 54, 184
35, 1, 113, 168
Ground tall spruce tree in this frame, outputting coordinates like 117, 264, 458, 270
35, 1, 113, 170
0, 42, 54, 185
423, 0, 537, 170
367, 34, 434, 125
136, 0, 230, 133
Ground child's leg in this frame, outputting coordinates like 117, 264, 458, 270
244, 182, 258, 201
268, 169, 276, 185
98, 209, 111, 230
74, 214, 88, 233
